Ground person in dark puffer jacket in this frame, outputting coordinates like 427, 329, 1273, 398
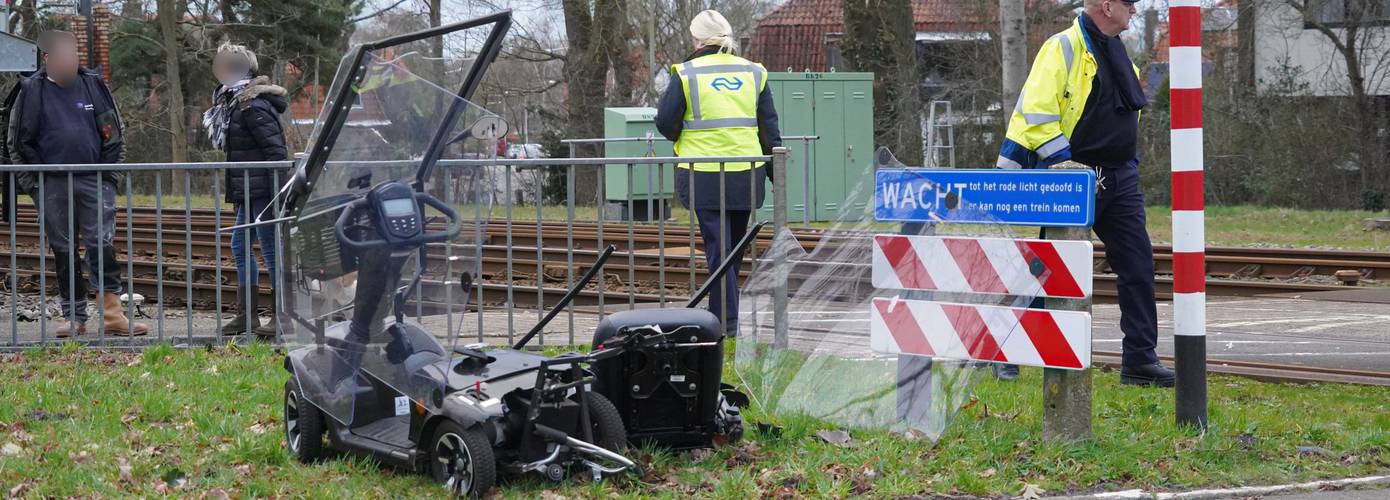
203, 43, 289, 337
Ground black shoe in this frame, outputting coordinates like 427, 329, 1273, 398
1121, 363, 1175, 387
991, 363, 1019, 381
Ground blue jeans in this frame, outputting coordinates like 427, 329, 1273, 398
232, 197, 278, 290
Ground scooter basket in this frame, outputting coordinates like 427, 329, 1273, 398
292, 195, 362, 282
591, 308, 742, 449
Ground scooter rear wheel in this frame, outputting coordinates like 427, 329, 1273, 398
284, 379, 325, 463
430, 420, 496, 498
580, 392, 627, 451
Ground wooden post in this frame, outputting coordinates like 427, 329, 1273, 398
1043, 161, 1093, 442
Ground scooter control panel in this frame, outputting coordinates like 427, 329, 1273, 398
367, 182, 422, 242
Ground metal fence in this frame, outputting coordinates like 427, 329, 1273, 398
0, 148, 793, 350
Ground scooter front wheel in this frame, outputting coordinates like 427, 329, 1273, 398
430, 420, 496, 498
284, 379, 326, 463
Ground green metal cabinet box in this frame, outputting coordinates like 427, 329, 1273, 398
759, 72, 874, 222
601, 72, 873, 223
603, 107, 676, 220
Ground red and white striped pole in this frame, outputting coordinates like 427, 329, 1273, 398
1169, 0, 1207, 428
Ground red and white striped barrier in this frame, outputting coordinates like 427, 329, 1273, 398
1169, 0, 1206, 338
1170, 0, 1208, 426
869, 297, 1091, 370
871, 235, 1094, 298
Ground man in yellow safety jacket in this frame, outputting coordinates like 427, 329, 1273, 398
655, 9, 782, 337
996, 0, 1174, 387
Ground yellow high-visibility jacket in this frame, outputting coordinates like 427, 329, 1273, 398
671, 52, 767, 172
997, 16, 1141, 169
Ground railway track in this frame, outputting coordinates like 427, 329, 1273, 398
1, 207, 1385, 309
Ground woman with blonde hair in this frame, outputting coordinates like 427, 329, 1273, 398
205, 43, 289, 337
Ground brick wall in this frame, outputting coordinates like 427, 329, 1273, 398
68, 4, 113, 81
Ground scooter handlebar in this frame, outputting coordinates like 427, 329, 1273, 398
334, 192, 461, 251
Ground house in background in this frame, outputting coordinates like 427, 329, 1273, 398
1253, 0, 1390, 96
744, 0, 1068, 166
1143, 1, 1241, 97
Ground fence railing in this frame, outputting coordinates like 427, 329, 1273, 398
0, 149, 791, 350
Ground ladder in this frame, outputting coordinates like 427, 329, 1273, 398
922, 100, 956, 168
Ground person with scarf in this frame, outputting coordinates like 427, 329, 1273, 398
996, 0, 1174, 387
654, 10, 782, 337
205, 43, 289, 337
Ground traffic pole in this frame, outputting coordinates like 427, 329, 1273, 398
1169, 0, 1207, 429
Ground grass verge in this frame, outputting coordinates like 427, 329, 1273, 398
1, 345, 1387, 498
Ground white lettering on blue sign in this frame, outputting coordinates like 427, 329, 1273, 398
874, 169, 1096, 227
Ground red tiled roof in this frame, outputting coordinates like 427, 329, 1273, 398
747, 0, 1066, 72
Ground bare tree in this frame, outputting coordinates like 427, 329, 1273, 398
1281, 0, 1390, 205
158, 0, 188, 163
1000, 0, 1028, 120
842, 0, 924, 165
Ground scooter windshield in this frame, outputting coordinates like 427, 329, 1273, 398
280, 13, 509, 427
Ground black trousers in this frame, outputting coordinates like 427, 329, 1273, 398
1092, 166, 1159, 366
694, 208, 750, 333
1027, 166, 1159, 366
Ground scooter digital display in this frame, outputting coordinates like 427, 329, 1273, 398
368, 182, 422, 242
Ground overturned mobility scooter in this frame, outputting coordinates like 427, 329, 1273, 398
266, 10, 747, 496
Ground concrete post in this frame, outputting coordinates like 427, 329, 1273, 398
772, 147, 790, 349
1043, 161, 1094, 442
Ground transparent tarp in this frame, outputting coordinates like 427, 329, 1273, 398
279, 21, 506, 427
734, 148, 1049, 442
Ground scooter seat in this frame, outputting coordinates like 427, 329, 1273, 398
593, 308, 722, 348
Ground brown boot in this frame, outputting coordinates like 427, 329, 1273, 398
102, 293, 149, 337
55, 321, 87, 338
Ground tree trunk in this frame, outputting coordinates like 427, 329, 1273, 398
218, 0, 237, 24
429, 0, 444, 83
157, 0, 187, 164
561, 0, 612, 204
842, 0, 924, 165
605, 0, 638, 107
999, 0, 1027, 122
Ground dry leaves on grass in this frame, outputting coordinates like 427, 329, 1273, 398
1018, 483, 1046, 500
121, 406, 142, 426
725, 441, 765, 467
117, 456, 134, 486
814, 429, 855, 448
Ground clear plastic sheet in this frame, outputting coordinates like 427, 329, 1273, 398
734, 148, 1049, 442
278, 22, 505, 427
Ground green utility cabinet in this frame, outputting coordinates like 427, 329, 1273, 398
604, 107, 675, 221
760, 72, 874, 222
601, 73, 873, 222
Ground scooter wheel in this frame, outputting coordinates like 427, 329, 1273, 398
430, 420, 496, 498
284, 379, 325, 463
578, 392, 627, 451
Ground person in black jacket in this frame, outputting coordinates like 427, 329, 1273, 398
7, 31, 147, 338
203, 43, 289, 337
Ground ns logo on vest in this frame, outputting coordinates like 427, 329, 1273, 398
709, 76, 743, 92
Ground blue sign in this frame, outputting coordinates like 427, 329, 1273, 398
874, 168, 1096, 227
